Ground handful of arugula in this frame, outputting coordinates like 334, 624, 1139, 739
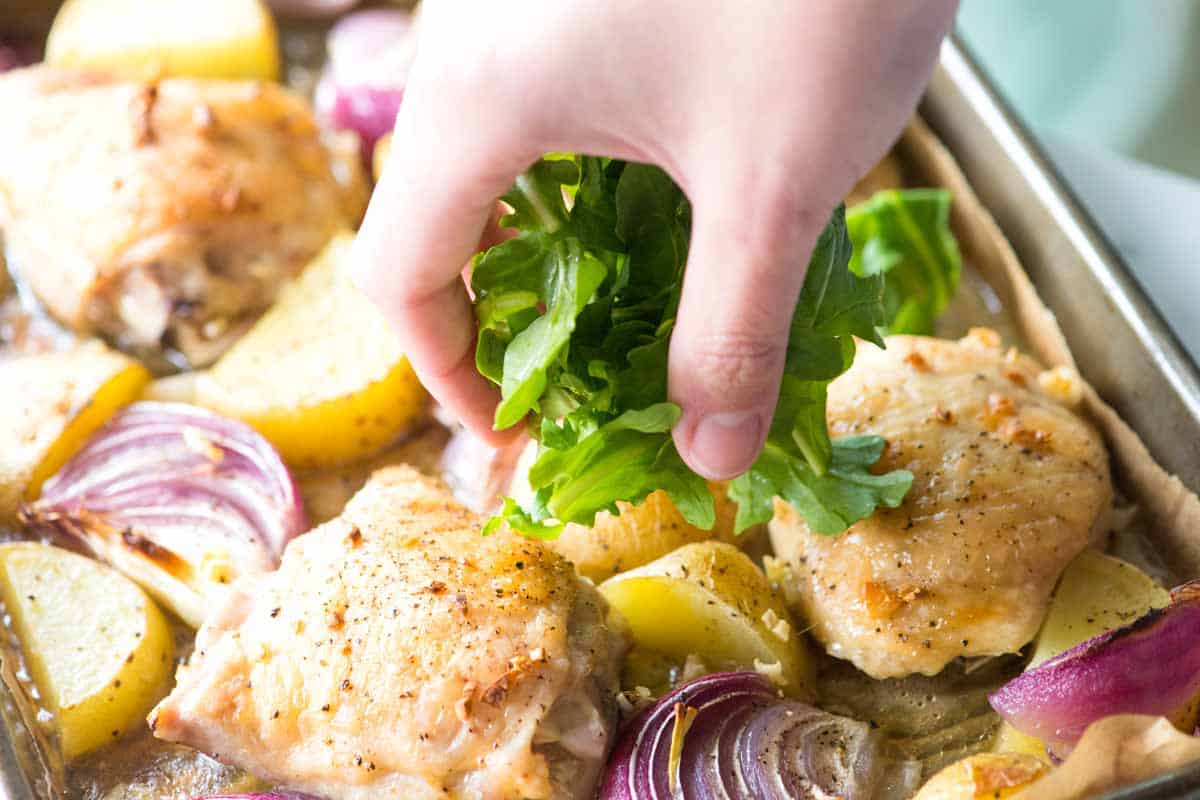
473, 157, 959, 538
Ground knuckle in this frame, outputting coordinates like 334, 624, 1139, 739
717, 181, 833, 270
682, 331, 786, 400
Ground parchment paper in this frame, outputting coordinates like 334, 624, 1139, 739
902, 117, 1200, 798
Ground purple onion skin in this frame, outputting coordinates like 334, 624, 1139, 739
599, 672, 904, 800
314, 8, 414, 155
0, 41, 39, 72
26, 402, 308, 574
601, 672, 774, 799
0, 46, 22, 72
316, 80, 403, 154
990, 581, 1200, 756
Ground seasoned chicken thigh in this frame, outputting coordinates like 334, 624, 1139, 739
769, 330, 1112, 679
0, 66, 367, 366
151, 467, 626, 800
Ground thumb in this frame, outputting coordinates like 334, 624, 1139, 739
669, 178, 831, 480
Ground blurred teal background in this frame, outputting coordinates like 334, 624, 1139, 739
958, 0, 1200, 179
958, 1, 1200, 362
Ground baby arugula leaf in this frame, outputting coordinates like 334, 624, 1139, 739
847, 188, 961, 335
472, 159, 958, 538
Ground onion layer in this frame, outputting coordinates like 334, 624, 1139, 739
599, 671, 919, 800
314, 9, 415, 154
0, 41, 37, 72
989, 580, 1200, 757
21, 402, 307, 627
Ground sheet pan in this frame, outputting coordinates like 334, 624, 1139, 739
3, 28, 1200, 800
921, 36, 1200, 799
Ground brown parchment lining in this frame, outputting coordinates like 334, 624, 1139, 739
901, 117, 1200, 797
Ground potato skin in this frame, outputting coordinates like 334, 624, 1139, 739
197, 233, 426, 469
0, 543, 174, 760
599, 541, 815, 698
0, 341, 148, 523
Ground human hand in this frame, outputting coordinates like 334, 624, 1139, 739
354, 0, 958, 480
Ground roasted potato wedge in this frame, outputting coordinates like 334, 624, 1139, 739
46, 0, 280, 81
509, 441, 744, 582
989, 549, 1169, 759
0, 543, 174, 760
992, 723, 1052, 762
549, 488, 742, 583
196, 233, 426, 469
0, 341, 148, 522
598, 541, 814, 697
141, 372, 199, 404
1030, 548, 1169, 667
913, 752, 1049, 800
373, 133, 392, 183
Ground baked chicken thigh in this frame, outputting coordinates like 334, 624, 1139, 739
151, 467, 627, 800
770, 330, 1112, 679
0, 66, 367, 366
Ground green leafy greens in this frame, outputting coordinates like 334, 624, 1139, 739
847, 188, 961, 336
472, 157, 958, 538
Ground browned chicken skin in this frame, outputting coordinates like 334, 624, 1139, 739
151, 467, 627, 800
0, 65, 367, 366
769, 330, 1113, 679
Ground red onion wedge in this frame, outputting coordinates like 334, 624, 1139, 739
0, 46, 23, 72
989, 580, 1200, 758
21, 402, 308, 628
599, 672, 920, 800
193, 795, 321, 800
0, 40, 38, 72
314, 9, 416, 155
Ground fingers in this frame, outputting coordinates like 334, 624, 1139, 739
669, 173, 831, 480
352, 60, 534, 443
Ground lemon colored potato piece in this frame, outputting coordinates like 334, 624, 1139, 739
0, 543, 174, 760
1029, 548, 1169, 668
599, 541, 815, 697
196, 232, 426, 469
509, 442, 746, 582
548, 488, 742, 583
46, 0, 280, 81
1029, 548, 1200, 735
142, 372, 200, 405
913, 752, 1049, 800
989, 549, 1169, 759
373, 133, 392, 183
992, 723, 1051, 763
0, 342, 149, 523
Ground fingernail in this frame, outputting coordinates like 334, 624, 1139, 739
689, 411, 763, 479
